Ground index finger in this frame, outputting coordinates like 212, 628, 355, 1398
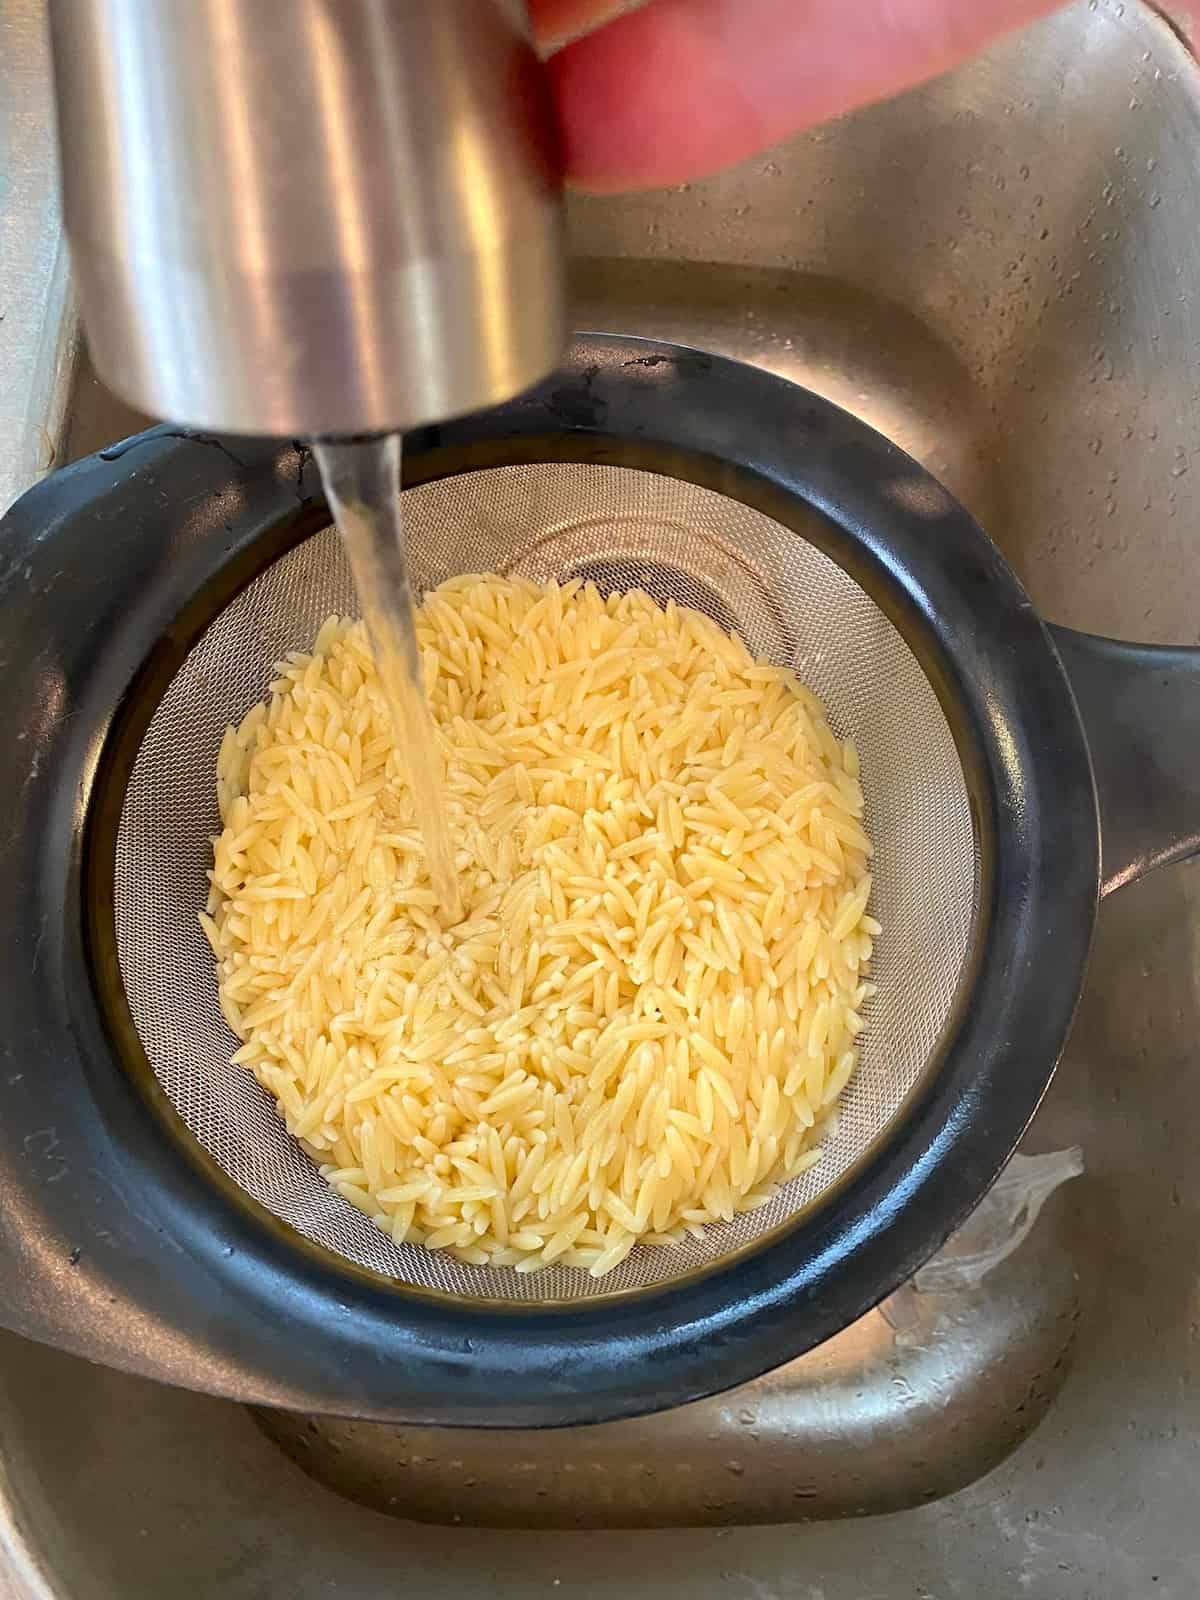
528, 0, 1064, 191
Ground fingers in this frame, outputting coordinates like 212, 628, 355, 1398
531, 0, 1064, 191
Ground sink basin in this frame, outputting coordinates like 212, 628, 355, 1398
1, 0, 1198, 1592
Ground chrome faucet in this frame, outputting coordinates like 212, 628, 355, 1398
48, 0, 566, 438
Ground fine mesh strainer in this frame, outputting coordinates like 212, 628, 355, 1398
114, 463, 975, 1300
3, 334, 1198, 1427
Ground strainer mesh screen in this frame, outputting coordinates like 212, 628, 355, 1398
114, 464, 975, 1300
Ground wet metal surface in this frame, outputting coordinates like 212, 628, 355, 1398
254, 1217, 1080, 1526
0, 0, 1197, 1594
0, 0, 71, 516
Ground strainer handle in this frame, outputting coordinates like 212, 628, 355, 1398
1049, 625, 1200, 897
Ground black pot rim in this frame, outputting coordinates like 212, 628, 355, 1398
0, 335, 1099, 1425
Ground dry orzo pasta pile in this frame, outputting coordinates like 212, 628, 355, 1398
203, 575, 877, 1277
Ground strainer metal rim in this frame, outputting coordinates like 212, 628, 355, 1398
0, 335, 1099, 1426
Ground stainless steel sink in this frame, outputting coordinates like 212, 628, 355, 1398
2, 0, 1199, 1593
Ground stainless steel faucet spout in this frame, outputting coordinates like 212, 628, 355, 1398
49, 0, 566, 437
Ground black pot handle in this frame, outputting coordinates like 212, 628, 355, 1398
1049, 625, 1200, 897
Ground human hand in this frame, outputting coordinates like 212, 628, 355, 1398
528, 1, 1102, 191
